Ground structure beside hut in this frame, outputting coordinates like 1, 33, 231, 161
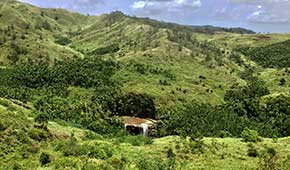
121, 116, 157, 136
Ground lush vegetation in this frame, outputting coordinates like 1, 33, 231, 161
2, 0, 290, 169
237, 40, 290, 68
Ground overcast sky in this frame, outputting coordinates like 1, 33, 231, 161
19, 0, 290, 33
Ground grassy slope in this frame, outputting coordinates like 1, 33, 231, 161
1, 0, 290, 104
0, 0, 90, 65
212, 33, 290, 97
69, 13, 245, 104
195, 32, 290, 98
1, 98, 290, 170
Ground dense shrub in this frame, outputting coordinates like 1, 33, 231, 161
241, 128, 261, 143
91, 44, 120, 55
247, 144, 259, 157
135, 156, 169, 170
0, 57, 124, 135
258, 147, 280, 170
28, 128, 51, 142
237, 40, 290, 68
161, 102, 248, 138
109, 92, 156, 119
259, 95, 290, 137
40, 152, 51, 165
54, 36, 72, 45
54, 138, 114, 159
118, 135, 153, 146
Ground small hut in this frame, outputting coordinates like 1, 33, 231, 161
121, 116, 157, 136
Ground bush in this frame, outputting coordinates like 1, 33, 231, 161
167, 148, 177, 170
54, 36, 72, 45
109, 92, 156, 119
218, 131, 232, 138
109, 156, 127, 170
88, 143, 113, 160
247, 144, 259, 157
23, 144, 40, 154
266, 147, 277, 157
28, 128, 50, 142
39, 152, 51, 166
118, 135, 153, 146
258, 147, 280, 170
34, 113, 49, 125
83, 131, 103, 141
136, 157, 167, 170
56, 140, 113, 160
91, 44, 120, 55
0, 119, 8, 131
241, 128, 261, 143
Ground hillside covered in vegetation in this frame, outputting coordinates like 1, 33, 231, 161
1, 0, 290, 169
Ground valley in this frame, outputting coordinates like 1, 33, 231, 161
1, 0, 290, 169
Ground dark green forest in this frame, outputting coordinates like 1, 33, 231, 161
1, 56, 290, 139
237, 40, 290, 68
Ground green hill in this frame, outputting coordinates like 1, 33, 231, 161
0, 0, 246, 104
0, 0, 91, 65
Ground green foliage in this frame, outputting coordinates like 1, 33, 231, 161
39, 152, 51, 166
229, 52, 244, 66
54, 36, 72, 46
3, 1, 290, 169
259, 95, 290, 137
135, 156, 175, 170
241, 128, 261, 143
55, 140, 114, 160
237, 40, 290, 68
28, 128, 51, 142
258, 147, 280, 170
109, 92, 156, 118
42, 20, 52, 30
279, 78, 286, 86
247, 144, 259, 157
167, 148, 177, 170
224, 68, 269, 118
83, 131, 103, 141
225, 68, 269, 103
0, 56, 122, 135
35, 113, 49, 125
162, 102, 247, 138
127, 62, 175, 80
90, 44, 120, 55
117, 135, 153, 146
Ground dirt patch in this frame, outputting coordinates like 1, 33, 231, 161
253, 35, 272, 41
49, 128, 71, 140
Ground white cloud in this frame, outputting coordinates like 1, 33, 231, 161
19, 0, 105, 14
132, 1, 147, 9
131, 0, 202, 16
226, 0, 290, 23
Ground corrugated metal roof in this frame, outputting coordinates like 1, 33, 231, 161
121, 116, 157, 126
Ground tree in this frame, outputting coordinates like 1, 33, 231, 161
35, 113, 49, 128
42, 21, 51, 30
110, 92, 156, 119
39, 152, 51, 166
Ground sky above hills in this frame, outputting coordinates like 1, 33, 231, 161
19, 0, 290, 33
